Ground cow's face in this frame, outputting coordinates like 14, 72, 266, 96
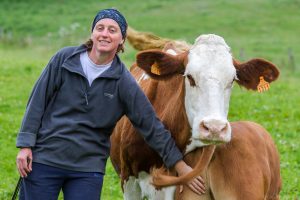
184, 34, 235, 145
135, 34, 279, 148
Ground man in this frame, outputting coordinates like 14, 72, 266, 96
16, 8, 205, 200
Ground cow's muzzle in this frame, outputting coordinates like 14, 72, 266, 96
198, 118, 231, 143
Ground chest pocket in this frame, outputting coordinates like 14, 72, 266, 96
96, 81, 124, 126
102, 80, 116, 99
104, 92, 114, 99
96, 80, 122, 113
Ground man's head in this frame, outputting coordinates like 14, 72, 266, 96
92, 8, 127, 39
86, 8, 127, 54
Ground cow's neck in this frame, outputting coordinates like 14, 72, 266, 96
144, 75, 192, 152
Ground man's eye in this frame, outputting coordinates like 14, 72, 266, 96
109, 28, 116, 33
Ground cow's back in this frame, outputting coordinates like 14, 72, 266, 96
176, 121, 281, 200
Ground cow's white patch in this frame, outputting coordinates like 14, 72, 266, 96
184, 34, 236, 147
137, 72, 150, 83
123, 172, 176, 200
166, 49, 178, 55
123, 176, 141, 200
185, 137, 210, 154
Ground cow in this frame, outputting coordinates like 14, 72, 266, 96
110, 27, 281, 200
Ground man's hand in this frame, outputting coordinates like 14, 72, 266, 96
174, 160, 206, 195
16, 148, 32, 177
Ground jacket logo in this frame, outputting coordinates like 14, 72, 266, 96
104, 93, 114, 99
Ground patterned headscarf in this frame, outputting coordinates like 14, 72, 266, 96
91, 8, 127, 38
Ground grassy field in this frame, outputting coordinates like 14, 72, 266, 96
0, 0, 299, 199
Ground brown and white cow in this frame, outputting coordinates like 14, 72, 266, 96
110, 29, 281, 200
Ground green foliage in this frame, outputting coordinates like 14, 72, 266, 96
0, 0, 299, 199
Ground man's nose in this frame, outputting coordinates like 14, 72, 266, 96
98, 28, 108, 37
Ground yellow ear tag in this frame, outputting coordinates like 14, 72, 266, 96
257, 76, 270, 93
151, 62, 161, 75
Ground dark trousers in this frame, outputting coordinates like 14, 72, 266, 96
19, 162, 104, 200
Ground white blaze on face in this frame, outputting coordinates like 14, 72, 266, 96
184, 34, 236, 150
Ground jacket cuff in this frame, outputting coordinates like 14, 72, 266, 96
16, 132, 37, 148
163, 147, 183, 168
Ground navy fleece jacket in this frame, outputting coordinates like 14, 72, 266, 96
16, 45, 183, 173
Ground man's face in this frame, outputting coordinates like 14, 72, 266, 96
91, 18, 123, 55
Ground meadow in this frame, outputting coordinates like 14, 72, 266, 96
0, 0, 299, 199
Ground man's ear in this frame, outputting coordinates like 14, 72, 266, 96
234, 58, 280, 91
136, 50, 188, 79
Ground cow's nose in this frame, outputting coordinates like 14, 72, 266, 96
199, 118, 228, 139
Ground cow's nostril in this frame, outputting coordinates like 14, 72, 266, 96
221, 124, 228, 132
201, 122, 209, 131
199, 122, 210, 137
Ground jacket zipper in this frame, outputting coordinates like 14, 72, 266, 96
79, 75, 89, 106
84, 92, 89, 105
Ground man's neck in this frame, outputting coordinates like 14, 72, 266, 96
88, 49, 116, 65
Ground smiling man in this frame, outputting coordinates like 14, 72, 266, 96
16, 8, 205, 200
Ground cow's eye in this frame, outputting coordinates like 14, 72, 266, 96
186, 74, 196, 87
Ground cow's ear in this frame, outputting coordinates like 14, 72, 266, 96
136, 50, 187, 79
234, 58, 280, 91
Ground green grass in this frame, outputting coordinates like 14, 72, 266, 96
0, 0, 299, 199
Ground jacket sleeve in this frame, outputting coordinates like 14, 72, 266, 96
16, 52, 62, 148
120, 71, 183, 168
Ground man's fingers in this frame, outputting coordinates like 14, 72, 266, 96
196, 176, 205, 185
16, 162, 24, 177
179, 185, 183, 193
23, 159, 30, 174
16, 148, 33, 178
191, 181, 205, 194
187, 178, 206, 195
189, 183, 203, 195
194, 177, 206, 191
17, 160, 27, 177
28, 158, 33, 172
182, 177, 206, 195
17, 157, 30, 177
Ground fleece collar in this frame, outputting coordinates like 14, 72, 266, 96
62, 44, 123, 79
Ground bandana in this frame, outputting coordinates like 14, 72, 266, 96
91, 8, 127, 38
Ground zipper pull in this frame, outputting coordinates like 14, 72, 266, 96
84, 93, 89, 105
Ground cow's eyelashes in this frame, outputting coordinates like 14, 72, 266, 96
230, 79, 235, 87
186, 74, 196, 87
231, 79, 235, 85
226, 79, 235, 89
231, 78, 236, 86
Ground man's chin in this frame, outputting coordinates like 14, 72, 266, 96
97, 47, 111, 53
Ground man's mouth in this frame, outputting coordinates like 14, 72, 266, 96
99, 40, 110, 45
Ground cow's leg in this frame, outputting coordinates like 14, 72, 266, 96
123, 176, 142, 200
138, 171, 176, 200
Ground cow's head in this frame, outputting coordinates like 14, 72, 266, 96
136, 34, 279, 148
